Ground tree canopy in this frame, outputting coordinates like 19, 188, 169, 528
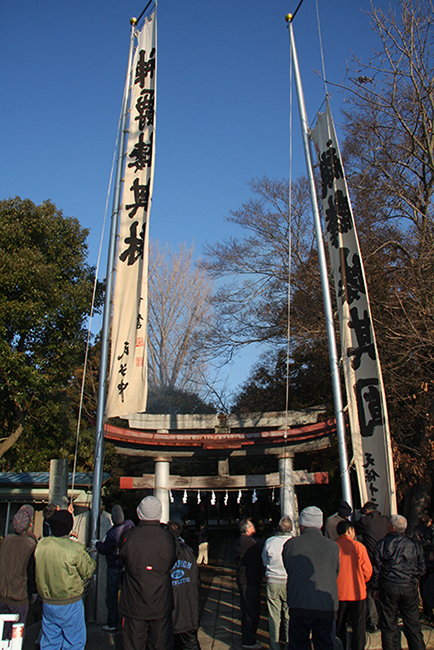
205, 0, 434, 509
0, 197, 101, 468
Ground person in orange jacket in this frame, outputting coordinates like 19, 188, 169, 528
336, 520, 373, 650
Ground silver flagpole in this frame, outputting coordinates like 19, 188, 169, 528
286, 15, 352, 507
89, 17, 138, 611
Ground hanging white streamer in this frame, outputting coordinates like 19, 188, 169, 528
182, 490, 187, 504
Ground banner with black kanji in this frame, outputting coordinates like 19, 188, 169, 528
311, 99, 396, 515
106, 13, 156, 418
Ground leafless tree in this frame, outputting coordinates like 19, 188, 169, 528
334, 0, 434, 513
201, 176, 320, 360
147, 241, 215, 394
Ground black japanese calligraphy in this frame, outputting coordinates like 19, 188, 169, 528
119, 221, 146, 266
128, 132, 153, 173
319, 139, 344, 199
135, 89, 155, 130
135, 48, 155, 88
347, 306, 377, 369
355, 378, 384, 437
338, 248, 366, 305
125, 178, 151, 219
325, 189, 353, 248
363, 452, 379, 503
117, 342, 129, 361
117, 379, 129, 402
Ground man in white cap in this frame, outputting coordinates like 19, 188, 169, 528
119, 496, 176, 650
282, 506, 340, 650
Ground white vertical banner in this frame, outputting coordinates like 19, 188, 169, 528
311, 100, 396, 515
106, 13, 156, 418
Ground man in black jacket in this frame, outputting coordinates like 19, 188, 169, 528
167, 521, 201, 650
119, 496, 176, 650
234, 518, 265, 650
355, 501, 390, 630
94, 505, 134, 632
373, 514, 426, 650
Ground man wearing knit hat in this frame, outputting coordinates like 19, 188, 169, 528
324, 501, 352, 541
35, 509, 96, 650
282, 506, 340, 650
119, 496, 176, 650
94, 505, 134, 632
0, 505, 37, 639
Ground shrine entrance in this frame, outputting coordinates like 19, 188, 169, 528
105, 407, 336, 523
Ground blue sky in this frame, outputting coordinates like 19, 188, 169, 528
0, 0, 393, 395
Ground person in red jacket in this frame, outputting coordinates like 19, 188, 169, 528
336, 520, 373, 650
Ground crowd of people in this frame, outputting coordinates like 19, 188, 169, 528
0, 496, 432, 650
235, 501, 431, 650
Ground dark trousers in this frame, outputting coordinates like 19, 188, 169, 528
174, 629, 201, 650
237, 582, 261, 646
289, 615, 336, 650
379, 583, 426, 650
366, 584, 379, 627
336, 600, 366, 650
106, 566, 122, 628
122, 615, 174, 650
0, 602, 28, 640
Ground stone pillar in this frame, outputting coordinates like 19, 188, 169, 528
279, 454, 296, 523
154, 458, 171, 523
48, 459, 69, 507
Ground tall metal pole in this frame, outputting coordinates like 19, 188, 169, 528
286, 15, 352, 507
90, 18, 137, 548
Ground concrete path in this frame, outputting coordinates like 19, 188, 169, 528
198, 535, 268, 649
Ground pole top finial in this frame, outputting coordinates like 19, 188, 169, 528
130, 16, 138, 25
285, 13, 293, 23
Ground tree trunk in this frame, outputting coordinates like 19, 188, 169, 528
0, 405, 24, 460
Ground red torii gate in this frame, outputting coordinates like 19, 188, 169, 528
104, 409, 337, 522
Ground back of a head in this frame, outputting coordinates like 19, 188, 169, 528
49, 510, 73, 537
278, 516, 293, 534
167, 520, 181, 538
13, 505, 34, 535
299, 506, 323, 529
337, 501, 352, 519
337, 519, 355, 537
390, 514, 407, 533
239, 518, 251, 535
362, 501, 378, 514
111, 504, 125, 526
137, 496, 162, 522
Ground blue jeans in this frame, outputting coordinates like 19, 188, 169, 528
41, 600, 86, 650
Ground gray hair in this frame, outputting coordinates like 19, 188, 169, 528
239, 518, 252, 534
390, 514, 407, 533
278, 516, 293, 533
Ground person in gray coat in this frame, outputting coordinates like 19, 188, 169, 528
282, 506, 340, 650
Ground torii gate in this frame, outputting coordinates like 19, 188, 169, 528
105, 407, 337, 523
